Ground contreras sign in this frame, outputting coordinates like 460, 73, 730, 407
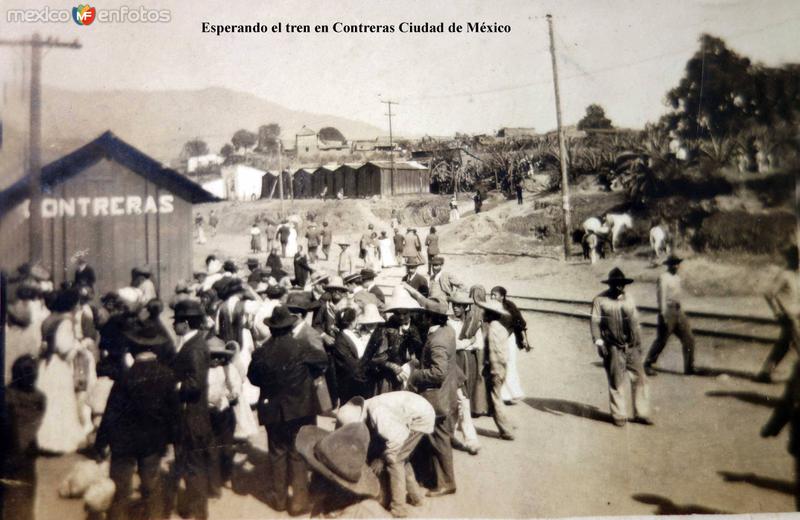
22, 195, 175, 219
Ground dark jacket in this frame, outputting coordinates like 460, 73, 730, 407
248, 332, 329, 425
96, 354, 179, 458
328, 332, 381, 404
425, 234, 440, 256
393, 233, 405, 253
404, 273, 429, 294
217, 299, 246, 343
294, 254, 313, 287
74, 265, 96, 288
501, 299, 528, 348
171, 332, 213, 446
408, 325, 459, 417
267, 253, 283, 274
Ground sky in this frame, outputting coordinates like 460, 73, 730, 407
0, 0, 798, 137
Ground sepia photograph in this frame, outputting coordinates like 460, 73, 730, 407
0, 0, 798, 518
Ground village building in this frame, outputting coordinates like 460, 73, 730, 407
291, 167, 317, 199
0, 131, 217, 296
260, 169, 293, 199
335, 163, 362, 197
186, 153, 224, 174
220, 163, 267, 200
355, 160, 430, 197
295, 126, 319, 161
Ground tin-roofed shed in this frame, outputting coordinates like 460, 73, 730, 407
0, 131, 218, 296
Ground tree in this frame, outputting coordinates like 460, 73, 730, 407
181, 139, 209, 159
577, 104, 613, 130
231, 129, 257, 151
318, 126, 346, 143
257, 124, 281, 154
220, 143, 234, 159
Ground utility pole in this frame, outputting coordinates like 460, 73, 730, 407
546, 14, 572, 261
0, 34, 81, 264
381, 100, 398, 196
277, 139, 284, 215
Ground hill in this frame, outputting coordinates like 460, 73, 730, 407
0, 85, 383, 187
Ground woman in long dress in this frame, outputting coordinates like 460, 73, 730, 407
36, 288, 88, 454
377, 231, 396, 268
249, 222, 262, 253
285, 223, 298, 257
490, 286, 527, 403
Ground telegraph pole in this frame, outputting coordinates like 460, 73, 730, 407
277, 140, 284, 215
0, 34, 81, 264
381, 100, 398, 196
546, 15, 572, 261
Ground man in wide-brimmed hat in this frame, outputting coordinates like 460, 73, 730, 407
476, 298, 516, 441
404, 297, 459, 497
296, 422, 388, 517
95, 320, 179, 520
645, 255, 696, 377
170, 299, 213, 519
590, 267, 652, 427
758, 246, 800, 383
380, 288, 425, 389
336, 393, 434, 517
248, 306, 329, 515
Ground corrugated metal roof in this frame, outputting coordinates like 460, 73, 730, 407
365, 160, 428, 170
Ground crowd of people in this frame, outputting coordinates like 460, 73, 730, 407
3, 208, 799, 518
1, 220, 536, 519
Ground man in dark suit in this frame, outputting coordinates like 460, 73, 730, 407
293, 246, 313, 288
402, 261, 429, 295
95, 322, 179, 520
170, 300, 213, 520
73, 254, 96, 289
248, 306, 329, 515
405, 297, 459, 497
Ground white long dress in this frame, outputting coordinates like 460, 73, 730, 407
285, 226, 298, 257
501, 334, 525, 402
378, 238, 396, 268
37, 316, 87, 454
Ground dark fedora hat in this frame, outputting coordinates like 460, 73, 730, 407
123, 321, 171, 348
51, 288, 80, 313
285, 291, 321, 312
173, 299, 205, 320
359, 268, 376, 281
265, 284, 287, 300
602, 267, 634, 286
296, 423, 380, 498
404, 259, 423, 268
663, 255, 683, 266
265, 306, 297, 329
430, 256, 445, 266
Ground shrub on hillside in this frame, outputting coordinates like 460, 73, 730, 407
693, 210, 794, 253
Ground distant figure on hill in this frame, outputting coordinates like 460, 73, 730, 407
276, 220, 291, 257
321, 221, 333, 261
393, 229, 405, 265
402, 228, 422, 265
265, 220, 277, 253
515, 179, 524, 205
338, 243, 355, 277
649, 223, 670, 264
305, 222, 321, 263
195, 212, 206, 244
425, 227, 440, 277
473, 190, 483, 213
209, 209, 219, 237
378, 231, 396, 268
449, 197, 460, 221
250, 221, 263, 253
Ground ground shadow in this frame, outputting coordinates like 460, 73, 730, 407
229, 442, 274, 506
638, 365, 773, 384
718, 471, 794, 495
523, 397, 614, 424
475, 427, 502, 439
632, 493, 731, 515
706, 390, 778, 408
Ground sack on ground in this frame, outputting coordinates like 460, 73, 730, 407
84, 477, 116, 513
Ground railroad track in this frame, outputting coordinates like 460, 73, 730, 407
375, 273, 779, 345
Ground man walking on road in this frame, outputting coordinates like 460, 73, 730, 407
305, 222, 321, 263
590, 268, 652, 427
425, 227, 440, 277
758, 247, 800, 383
393, 229, 405, 266
644, 255, 696, 376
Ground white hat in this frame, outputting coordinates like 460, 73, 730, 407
357, 304, 385, 325
384, 287, 422, 312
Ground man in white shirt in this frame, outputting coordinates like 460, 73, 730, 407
644, 255, 696, 376
337, 393, 435, 517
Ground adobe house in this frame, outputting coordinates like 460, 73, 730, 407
0, 131, 217, 296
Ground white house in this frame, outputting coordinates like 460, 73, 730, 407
221, 164, 267, 200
